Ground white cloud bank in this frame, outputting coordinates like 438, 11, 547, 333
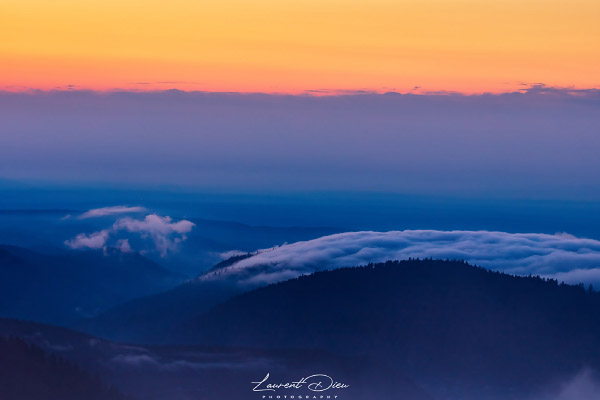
78, 206, 147, 219
66, 212, 194, 256
201, 230, 600, 286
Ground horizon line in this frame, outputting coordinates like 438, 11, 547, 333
1, 83, 600, 98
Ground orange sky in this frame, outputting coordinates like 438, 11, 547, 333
1, 0, 598, 94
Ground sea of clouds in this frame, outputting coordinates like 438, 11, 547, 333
205, 230, 600, 287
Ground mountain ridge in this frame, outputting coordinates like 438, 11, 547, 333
0, 244, 184, 325
179, 259, 600, 399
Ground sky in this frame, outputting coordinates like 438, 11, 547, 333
1, 0, 599, 93
1, 0, 599, 201
1, 88, 599, 199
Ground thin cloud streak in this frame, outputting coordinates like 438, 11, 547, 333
79, 206, 146, 219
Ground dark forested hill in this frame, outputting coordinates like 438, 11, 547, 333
83, 253, 259, 343
5, 259, 600, 399
0, 336, 128, 400
83, 275, 242, 343
181, 259, 600, 399
0, 245, 183, 324
0, 317, 432, 400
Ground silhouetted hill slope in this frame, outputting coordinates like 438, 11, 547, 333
0, 336, 128, 400
0, 318, 432, 400
207, 252, 254, 272
83, 252, 266, 342
182, 259, 600, 399
0, 318, 94, 345
0, 245, 183, 324
84, 275, 241, 343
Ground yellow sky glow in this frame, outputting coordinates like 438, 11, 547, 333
1, 0, 598, 93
